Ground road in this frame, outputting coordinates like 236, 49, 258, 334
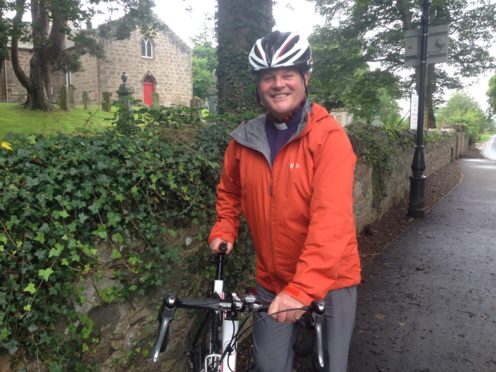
348, 156, 496, 372
482, 134, 496, 160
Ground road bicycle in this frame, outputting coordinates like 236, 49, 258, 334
151, 243, 327, 371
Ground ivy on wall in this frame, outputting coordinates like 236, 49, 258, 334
0, 108, 240, 368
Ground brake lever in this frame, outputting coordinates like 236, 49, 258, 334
311, 300, 326, 370
152, 294, 177, 362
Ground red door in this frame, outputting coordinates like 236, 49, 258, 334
143, 81, 154, 106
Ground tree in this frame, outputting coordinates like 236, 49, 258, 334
309, 26, 401, 124
6, 0, 157, 111
436, 91, 492, 142
312, 0, 496, 128
192, 41, 217, 101
487, 73, 496, 117
216, 0, 273, 114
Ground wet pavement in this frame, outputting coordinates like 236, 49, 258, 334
348, 157, 496, 372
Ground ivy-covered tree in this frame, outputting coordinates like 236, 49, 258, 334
216, 0, 273, 114
312, 0, 496, 128
487, 73, 496, 117
436, 91, 492, 142
6, 0, 157, 111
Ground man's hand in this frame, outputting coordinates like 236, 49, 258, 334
209, 238, 234, 255
268, 291, 306, 323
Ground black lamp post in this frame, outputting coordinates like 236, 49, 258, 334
408, 0, 431, 218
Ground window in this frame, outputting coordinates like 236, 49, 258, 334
141, 38, 153, 59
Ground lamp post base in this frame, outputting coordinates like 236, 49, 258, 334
408, 175, 427, 217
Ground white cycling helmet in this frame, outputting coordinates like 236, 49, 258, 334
249, 31, 312, 73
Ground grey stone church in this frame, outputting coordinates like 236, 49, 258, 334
0, 23, 192, 107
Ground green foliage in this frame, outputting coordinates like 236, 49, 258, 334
487, 73, 496, 116
436, 91, 492, 143
309, 27, 401, 125
192, 41, 218, 100
216, 0, 274, 114
312, 0, 496, 124
0, 105, 246, 367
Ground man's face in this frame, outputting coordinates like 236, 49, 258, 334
258, 68, 309, 121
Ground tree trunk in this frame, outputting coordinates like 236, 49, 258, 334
27, 0, 53, 110
216, 0, 273, 114
11, 0, 31, 104
29, 52, 52, 110
10, 0, 64, 110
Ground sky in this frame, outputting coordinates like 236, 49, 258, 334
154, 0, 323, 44
154, 0, 494, 114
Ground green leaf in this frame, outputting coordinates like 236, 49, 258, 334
49, 243, 64, 258
111, 249, 122, 260
106, 212, 121, 227
23, 283, 37, 294
38, 268, 54, 281
78, 212, 89, 224
35, 232, 46, 244
93, 225, 108, 239
0, 327, 11, 342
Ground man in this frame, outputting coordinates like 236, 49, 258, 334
208, 31, 361, 372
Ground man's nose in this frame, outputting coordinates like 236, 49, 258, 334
272, 76, 285, 88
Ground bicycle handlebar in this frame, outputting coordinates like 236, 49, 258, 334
152, 292, 326, 366
151, 244, 326, 369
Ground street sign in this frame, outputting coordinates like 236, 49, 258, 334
405, 24, 449, 66
410, 92, 419, 130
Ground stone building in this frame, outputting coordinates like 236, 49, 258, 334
0, 23, 192, 107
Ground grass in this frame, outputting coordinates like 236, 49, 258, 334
479, 131, 496, 142
0, 103, 115, 139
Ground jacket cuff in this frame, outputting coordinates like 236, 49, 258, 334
282, 284, 314, 306
207, 234, 234, 245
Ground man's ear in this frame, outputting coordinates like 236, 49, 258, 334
303, 72, 310, 85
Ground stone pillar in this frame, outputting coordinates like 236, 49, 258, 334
82, 91, 90, 109
116, 72, 137, 134
102, 92, 112, 112
190, 96, 203, 124
68, 85, 76, 108
59, 86, 68, 111
116, 72, 134, 111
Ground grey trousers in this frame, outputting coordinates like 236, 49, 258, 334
251, 284, 357, 372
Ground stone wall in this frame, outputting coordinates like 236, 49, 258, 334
353, 131, 459, 232
0, 49, 32, 102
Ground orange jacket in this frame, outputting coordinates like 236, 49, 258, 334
209, 102, 361, 305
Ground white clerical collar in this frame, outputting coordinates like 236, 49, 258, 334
273, 122, 288, 131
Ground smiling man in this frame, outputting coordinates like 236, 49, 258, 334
208, 31, 361, 372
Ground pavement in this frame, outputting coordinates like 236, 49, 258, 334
348, 149, 496, 372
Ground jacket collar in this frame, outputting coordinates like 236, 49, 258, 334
230, 100, 318, 166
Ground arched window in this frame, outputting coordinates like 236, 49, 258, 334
141, 38, 153, 58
